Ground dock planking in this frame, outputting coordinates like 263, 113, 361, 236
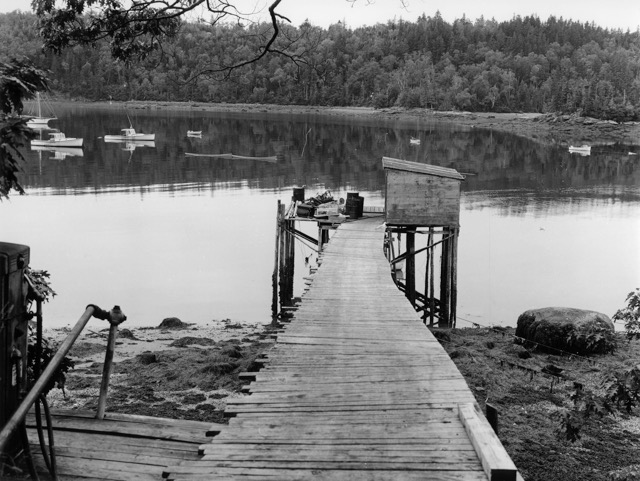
25, 410, 219, 480
164, 217, 519, 480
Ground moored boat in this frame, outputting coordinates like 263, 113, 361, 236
409, 137, 421, 145
104, 128, 155, 141
31, 131, 83, 147
568, 144, 591, 155
187, 130, 202, 136
25, 92, 57, 128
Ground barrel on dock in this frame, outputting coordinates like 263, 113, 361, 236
345, 192, 364, 219
292, 187, 305, 202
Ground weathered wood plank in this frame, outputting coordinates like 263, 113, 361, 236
199, 441, 476, 453
27, 428, 199, 457
167, 468, 488, 481
163, 215, 518, 480
166, 459, 484, 472
459, 403, 518, 481
27, 410, 210, 479
25, 414, 207, 443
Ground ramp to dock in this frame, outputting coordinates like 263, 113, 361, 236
26, 410, 217, 481
165, 216, 517, 481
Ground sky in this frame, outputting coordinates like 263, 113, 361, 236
1, 0, 638, 32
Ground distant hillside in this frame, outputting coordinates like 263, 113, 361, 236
1, 11, 638, 120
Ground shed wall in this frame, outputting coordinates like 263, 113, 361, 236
385, 170, 461, 226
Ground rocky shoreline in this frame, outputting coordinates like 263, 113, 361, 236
44, 318, 275, 422
80, 100, 640, 148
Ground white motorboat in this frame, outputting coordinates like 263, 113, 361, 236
187, 130, 202, 137
104, 128, 155, 141
409, 137, 421, 145
568, 144, 591, 155
31, 131, 83, 148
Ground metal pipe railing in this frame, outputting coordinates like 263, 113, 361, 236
96, 321, 119, 420
0, 304, 126, 455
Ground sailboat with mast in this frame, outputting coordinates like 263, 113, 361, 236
104, 111, 155, 141
25, 92, 57, 128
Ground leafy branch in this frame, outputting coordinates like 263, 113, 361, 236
0, 58, 49, 199
24, 268, 57, 304
613, 289, 640, 340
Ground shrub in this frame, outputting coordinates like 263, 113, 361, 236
613, 289, 640, 340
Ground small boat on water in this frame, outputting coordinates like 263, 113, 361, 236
568, 144, 591, 155
25, 92, 56, 128
187, 130, 202, 137
409, 137, 421, 145
31, 131, 83, 148
104, 128, 155, 141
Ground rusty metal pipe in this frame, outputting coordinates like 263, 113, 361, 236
0, 306, 96, 454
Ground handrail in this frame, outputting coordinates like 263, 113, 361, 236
96, 322, 119, 420
0, 304, 126, 455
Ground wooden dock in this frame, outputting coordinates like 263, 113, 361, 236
164, 216, 518, 481
26, 410, 218, 480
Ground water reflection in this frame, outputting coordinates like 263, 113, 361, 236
5, 104, 639, 328
31, 145, 84, 160
104, 139, 156, 151
19, 105, 640, 202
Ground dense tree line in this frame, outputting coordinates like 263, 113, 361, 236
1, 11, 639, 120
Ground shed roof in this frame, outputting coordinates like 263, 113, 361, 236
382, 157, 465, 180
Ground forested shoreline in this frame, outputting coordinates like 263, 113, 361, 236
1, 11, 639, 121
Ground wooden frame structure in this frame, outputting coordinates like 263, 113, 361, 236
271, 196, 340, 322
382, 157, 464, 327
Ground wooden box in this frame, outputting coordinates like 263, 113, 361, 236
382, 157, 463, 227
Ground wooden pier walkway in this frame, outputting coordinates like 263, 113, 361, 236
164, 216, 518, 481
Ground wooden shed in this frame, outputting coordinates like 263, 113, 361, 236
382, 157, 464, 227
382, 157, 464, 328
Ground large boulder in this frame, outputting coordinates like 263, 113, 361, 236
515, 307, 615, 354
158, 317, 189, 329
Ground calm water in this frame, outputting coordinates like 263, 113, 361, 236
1, 103, 639, 329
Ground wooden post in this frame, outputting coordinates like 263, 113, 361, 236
278, 204, 287, 309
96, 322, 118, 420
271, 201, 282, 320
486, 403, 499, 435
451, 227, 459, 327
424, 230, 432, 325
406, 230, 415, 306
429, 228, 435, 326
35, 299, 43, 379
284, 219, 295, 305
439, 227, 450, 327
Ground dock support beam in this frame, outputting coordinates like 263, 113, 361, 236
386, 226, 459, 328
